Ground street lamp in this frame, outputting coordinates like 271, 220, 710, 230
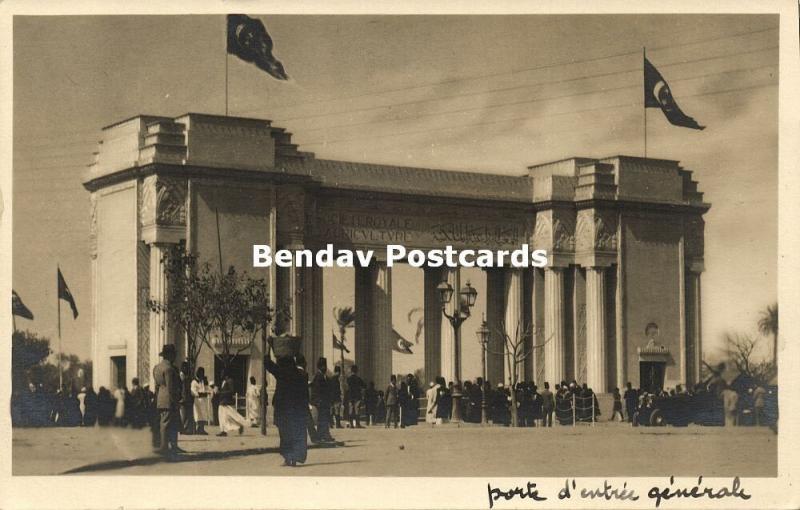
437, 278, 477, 424
476, 316, 490, 425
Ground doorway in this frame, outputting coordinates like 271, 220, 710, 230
110, 355, 126, 389
639, 361, 665, 394
214, 355, 250, 394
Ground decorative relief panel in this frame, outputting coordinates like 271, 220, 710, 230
277, 186, 306, 236
139, 175, 187, 228
532, 213, 551, 251
685, 216, 705, 257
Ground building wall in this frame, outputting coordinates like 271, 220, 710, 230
622, 212, 683, 388
94, 183, 138, 390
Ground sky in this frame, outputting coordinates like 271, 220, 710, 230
12, 14, 778, 372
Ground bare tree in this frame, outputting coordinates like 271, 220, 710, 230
723, 331, 777, 387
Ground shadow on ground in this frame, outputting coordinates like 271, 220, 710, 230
62, 441, 357, 474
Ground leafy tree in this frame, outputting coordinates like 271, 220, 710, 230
333, 306, 356, 400
758, 303, 778, 366
12, 330, 51, 393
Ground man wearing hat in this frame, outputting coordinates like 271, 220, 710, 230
153, 344, 182, 458
309, 357, 335, 443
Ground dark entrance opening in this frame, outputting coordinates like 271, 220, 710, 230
639, 361, 665, 393
110, 355, 126, 389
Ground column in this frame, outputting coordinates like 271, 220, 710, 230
354, 263, 393, 387
544, 267, 566, 385
573, 267, 587, 384
532, 268, 545, 383
485, 268, 505, 385
371, 262, 393, 388
585, 267, 607, 392
148, 242, 173, 382
302, 265, 324, 369
423, 267, 442, 384
686, 270, 702, 386
440, 267, 459, 384
504, 268, 524, 384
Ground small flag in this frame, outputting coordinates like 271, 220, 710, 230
58, 268, 78, 319
644, 57, 705, 130
12, 290, 34, 320
227, 14, 288, 81
332, 331, 350, 354
392, 329, 414, 355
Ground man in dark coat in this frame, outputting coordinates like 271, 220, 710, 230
624, 382, 638, 423
265, 351, 309, 466
346, 365, 366, 428
541, 382, 554, 427
129, 377, 147, 429
179, 361, 194, 435
330, 365, 343, 428
152, 344, 182, 458
309, 357, 335, 443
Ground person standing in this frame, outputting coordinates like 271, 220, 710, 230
624, 382, 638, 423
152, 344, 182, 459
425, 381, 439, 425
330, 365, 343, 429
179, 361, 194, 435
403, 374, 420, 427
346, 365, 365, 428
77, 387, 87, 426
246, 376, 261, 427
191, 368, 210, 435
541, 382, 554, 427
310, 357, 335, 443
113, 385, 127, 427
611, 387, 624, 422
752, 384, 767, 426
265, 351, 309, 467
722, 385, 739, 427
385, 375, 399, 429
216, 371, 248, 436
129, 378, 147, 428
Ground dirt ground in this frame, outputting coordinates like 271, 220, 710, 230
12, 421, 777, 477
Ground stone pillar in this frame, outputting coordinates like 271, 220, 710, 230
504, 268, 524, 384
148, 242, 174, 381
585, 267, 607, 392
423, 267, 443, 384
440, 267, 459, 384
372, 262, 393, 388
355, 263, 393, 387
687, 270, 702, 386
302, 265, 324, 369
544, 267, 566, 385
485, 268, 505, 385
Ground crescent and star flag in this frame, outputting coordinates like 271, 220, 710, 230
332, 331, 350, 354
227, 14, 289, 81
12, 290, 34, 320
57, 268, 79, 319
392, 329, 414, 355
644, 57, 705, 130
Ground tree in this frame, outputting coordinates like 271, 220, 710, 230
12, 330, 52, 393
758, 303, 778, 367
149, 247, 276, 377
208, 265, 272, 375
722, 332, 777, 387
487, 321, 535, 427
333, 306, 356, 400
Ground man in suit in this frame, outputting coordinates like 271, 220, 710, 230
385, 375, 399, 428
624, 382, 638, 423
541, 381, 554, 427
310, 357, 335, 443
152, 344, 182, 458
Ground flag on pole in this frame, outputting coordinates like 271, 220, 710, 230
57, 268, 78, 319
644, 57, 705, 130
332, 331, 350, 354
12, 290, 34, 320
227, 14, 289, 81
392, 329, 414, 355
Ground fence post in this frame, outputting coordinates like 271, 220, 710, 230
572, 394, 576, 427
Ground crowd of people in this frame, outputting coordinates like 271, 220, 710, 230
12, 344, 777, 466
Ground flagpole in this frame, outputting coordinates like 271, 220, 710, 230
225, 52, 229, 116
643, 47, 647, 158
57, 267, 63, 390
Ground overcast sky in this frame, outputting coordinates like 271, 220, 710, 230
12, 14, 777, 370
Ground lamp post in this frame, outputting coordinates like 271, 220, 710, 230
476, 316, 490, 425
437, 276, 478, 423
